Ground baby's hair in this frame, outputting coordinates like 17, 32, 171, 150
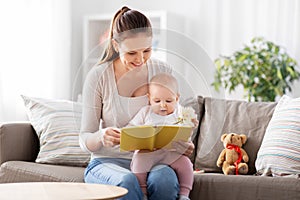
149, 73, 179, 95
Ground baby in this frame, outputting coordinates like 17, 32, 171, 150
128, 73, 197, 200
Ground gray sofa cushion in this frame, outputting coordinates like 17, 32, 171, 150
0, 161, 85, 183
190, 173, 300, 200
194, 97, 277, 174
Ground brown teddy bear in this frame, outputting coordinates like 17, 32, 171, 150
216, 133, 249, 175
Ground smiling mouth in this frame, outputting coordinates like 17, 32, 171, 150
132, 63, 143, 67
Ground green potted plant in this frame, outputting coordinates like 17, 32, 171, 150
212, 37, 300, 102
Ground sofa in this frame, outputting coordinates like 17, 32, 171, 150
0, 96, 299, 200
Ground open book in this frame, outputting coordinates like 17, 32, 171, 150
120, 125, 193, 151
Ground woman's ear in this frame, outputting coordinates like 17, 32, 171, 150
176, 93, 180, 101
112, 39, 119, 53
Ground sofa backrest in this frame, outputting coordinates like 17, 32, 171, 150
182, 96, 205, 164
193, 97, 277, 174
0, 122, 39, 165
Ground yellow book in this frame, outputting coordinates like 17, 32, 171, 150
120, 125, 192, 151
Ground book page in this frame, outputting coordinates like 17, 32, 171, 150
120, 126, 156, 151
154, 126, 192, 149
120, 125, 192, 151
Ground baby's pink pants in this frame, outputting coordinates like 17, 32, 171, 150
131, 149, 194, 196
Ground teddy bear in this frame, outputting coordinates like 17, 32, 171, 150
216, 133, 249, 175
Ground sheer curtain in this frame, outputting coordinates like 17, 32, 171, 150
0, 0, 71, 121
197, 0, 300, 99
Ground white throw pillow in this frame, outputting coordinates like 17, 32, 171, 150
22, 95, 90, 166
255, 95, 300, 176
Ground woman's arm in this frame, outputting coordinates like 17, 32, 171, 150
80, 66, 124, 152
79, 67, 105, 152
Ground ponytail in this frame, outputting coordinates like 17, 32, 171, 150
99, 6, 152, 64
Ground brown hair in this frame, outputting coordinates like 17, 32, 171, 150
99, 6, 152, 64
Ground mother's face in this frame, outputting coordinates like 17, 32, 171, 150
114, 33, 152, 71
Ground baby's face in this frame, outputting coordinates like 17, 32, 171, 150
148, 84, 179, 116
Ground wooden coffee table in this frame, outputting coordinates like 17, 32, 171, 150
0, 182, 128, 200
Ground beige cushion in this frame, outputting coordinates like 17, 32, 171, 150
194, 97, 276, 174
22, 95, 90, 167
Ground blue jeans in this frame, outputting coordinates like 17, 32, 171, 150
84, 158, 179, 200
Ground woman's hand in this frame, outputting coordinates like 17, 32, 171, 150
172, 140, 195, 156
192, 118, 199, 129
102, 128, 121, 147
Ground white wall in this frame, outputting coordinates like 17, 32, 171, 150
71, 0, 208, 100
71, 0, 300, 101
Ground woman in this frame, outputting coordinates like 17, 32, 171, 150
79, 6, 195, 200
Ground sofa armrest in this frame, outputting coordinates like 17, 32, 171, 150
0, 122, 39, 165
